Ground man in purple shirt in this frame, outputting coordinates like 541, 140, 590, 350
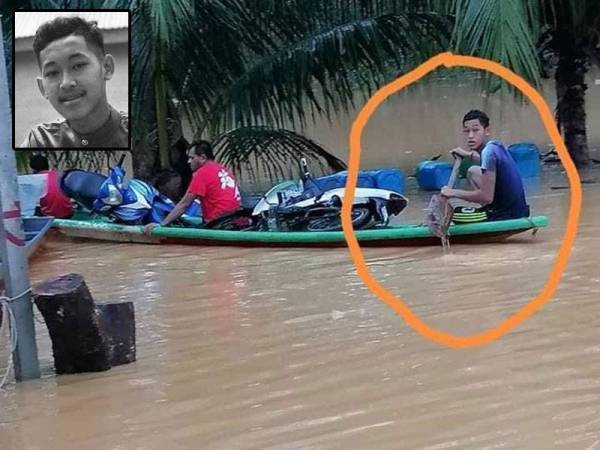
441, 110, 530, 221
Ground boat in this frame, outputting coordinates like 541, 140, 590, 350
51, 215, 548, 248
0, 216, 53, 278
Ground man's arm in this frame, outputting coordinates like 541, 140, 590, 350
441, 169, 496, 206
450, 147, 480, 164
157, 192, 196, 226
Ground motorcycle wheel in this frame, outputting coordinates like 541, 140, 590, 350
305, 206, 372, 232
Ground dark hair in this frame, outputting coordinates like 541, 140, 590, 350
462, 109, 490, 128
29, 154, 49, 172
189, 140, 214, 160
33, 16, 105, 65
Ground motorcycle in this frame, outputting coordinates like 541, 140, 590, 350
206, 158, 408, 232
60, 155, 201, 225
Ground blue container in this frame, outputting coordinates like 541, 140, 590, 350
313, 172, 344, 191
313, 170, 376, 191
416, 160, 453, 190
356, 172, 376, 189
368, 168, 405, 194
508, 142, 541, 178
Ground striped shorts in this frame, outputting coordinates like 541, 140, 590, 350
451, 206, 488, 223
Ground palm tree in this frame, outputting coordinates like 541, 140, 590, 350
540, 1, 600, 166
129, 0, 453, 181
450, 0, 599, 166
126, 0, 600, 171
3, 0, 598, 178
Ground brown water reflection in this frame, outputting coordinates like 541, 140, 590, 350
1, 166, 600, 449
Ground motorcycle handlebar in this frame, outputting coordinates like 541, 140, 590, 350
300, 158, 311, 181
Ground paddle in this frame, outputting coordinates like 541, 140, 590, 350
425, 155, 463, 242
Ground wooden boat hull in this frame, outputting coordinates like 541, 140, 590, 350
51, 216, 549, 248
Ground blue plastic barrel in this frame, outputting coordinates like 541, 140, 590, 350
368, 168, 405, 194
313, 170, 376, 191
508, 142, 541, 178
416, 161, 453, 190
356, 172, 376, 189
313, 172, 345, 191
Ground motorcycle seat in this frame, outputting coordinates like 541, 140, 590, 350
61, 169, 107, 210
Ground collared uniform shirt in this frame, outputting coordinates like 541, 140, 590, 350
19, 105, 129, 149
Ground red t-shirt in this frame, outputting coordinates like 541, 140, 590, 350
39, 170, 73, 218
187, 161, 241, 222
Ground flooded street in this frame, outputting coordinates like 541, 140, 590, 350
2, 166, 600, 449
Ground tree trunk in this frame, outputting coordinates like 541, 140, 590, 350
131, 93, 159, 180
131, 134, 158, 180
555, 43, 590, 167
130, 88, 192, 199
154, 42, 171, 170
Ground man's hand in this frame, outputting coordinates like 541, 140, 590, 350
449, 147, 471, 159
143, 222, 160, 235
440, 186, 455, 198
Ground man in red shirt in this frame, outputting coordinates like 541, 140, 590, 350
144, 140, 241, 233
29, 154, 73, 218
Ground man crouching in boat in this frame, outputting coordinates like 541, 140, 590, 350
144, 140, 241, 234
440, 109, 530, 223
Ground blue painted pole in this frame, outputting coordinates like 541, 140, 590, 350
0, 19, 40, 381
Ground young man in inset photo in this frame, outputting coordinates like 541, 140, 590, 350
19, 16, 128, 148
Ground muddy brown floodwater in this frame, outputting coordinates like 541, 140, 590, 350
2, 165, 600, 449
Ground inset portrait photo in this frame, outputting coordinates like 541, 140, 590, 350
13, 10, 130, 150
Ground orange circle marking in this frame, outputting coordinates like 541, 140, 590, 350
342, 52, 582, 348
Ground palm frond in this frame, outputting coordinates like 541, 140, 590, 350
191, 11, 451, 135
452, 0, 541, 90
213, 126, 347, 191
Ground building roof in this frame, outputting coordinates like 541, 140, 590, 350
14, 11, 129, 39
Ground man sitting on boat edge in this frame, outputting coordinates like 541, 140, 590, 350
440, 109, 530, 223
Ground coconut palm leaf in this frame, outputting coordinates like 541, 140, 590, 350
188, 11, 452, 135
213, 126, 347, 189
452, 0, 541, 90
5, 0, 599, 174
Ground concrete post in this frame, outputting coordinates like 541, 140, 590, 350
0, 20, 40, 381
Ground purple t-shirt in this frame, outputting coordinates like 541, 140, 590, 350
480, 140, 529, 220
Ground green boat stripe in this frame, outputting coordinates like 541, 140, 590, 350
453, 214, 487, 218
51, 216, 549, 243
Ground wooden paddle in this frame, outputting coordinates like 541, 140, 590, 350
425, 155, 463, 241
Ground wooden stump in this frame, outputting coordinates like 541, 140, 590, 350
97, 302, 136, 366
34, 273, 111, 374
33, 273, 137, 374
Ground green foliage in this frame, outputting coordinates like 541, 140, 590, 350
214, 126, 347, 188
2, 1, 599, 174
